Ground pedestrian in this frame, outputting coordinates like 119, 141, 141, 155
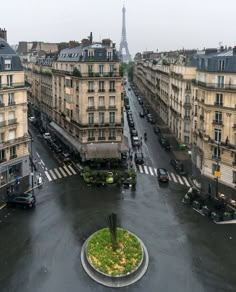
208, 183, 212, 199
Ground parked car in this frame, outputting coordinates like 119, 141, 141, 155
6, 192, 36, 208
138, 97, 143, 105
52, 142, 63, 154
170, 159, 186, 175
39, 127, 45, 134
158, 135, 167, 146
139, 111, 145, 118
128, 88, 131, 91
135, 152, 144, 165
43, 132, 51, 140
157, 168, 169, 183
147, 114, 155, 124
153, 126, 161, 135
28, 116, 36, 123
164, 140, 171, 151
128, 119, 135, 128
60, 152, 71, 163
131, 136, 140, 147
130, 129, 138, 137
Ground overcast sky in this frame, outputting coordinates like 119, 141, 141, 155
1, 0, 236, 56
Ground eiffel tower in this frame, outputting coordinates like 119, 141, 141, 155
119, 4, 131, 63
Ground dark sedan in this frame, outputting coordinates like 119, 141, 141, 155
170, 159, 186, 175
135, 152, 144, 165
6, 192, 36, 208
157, 168, 169, 183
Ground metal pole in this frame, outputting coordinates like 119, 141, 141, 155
215, 142, 220, 199
28, 131, 34, 191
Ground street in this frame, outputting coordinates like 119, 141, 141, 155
0, 87, 236, 292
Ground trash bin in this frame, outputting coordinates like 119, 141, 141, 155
179, 144, 186, 150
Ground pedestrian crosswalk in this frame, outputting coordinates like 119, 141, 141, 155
137, 165, 191, 187
44, 165, 78, 182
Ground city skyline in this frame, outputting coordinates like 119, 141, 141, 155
1, 0, 236, 55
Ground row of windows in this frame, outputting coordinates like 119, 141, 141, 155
0, 147, 16, 160
88, 96, 115, 107
88, 129, 117, 139
0, 75, 13, 87
0, 111, 15, 121
0, 129, 17, 142
88, 112, 116, 124
0, 93, 15, 104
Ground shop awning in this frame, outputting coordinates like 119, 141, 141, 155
49, 121, 82, 152
84, 143, 121, 159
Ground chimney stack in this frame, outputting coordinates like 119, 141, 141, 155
0, 28, 7, 41
233, 46, 236, 55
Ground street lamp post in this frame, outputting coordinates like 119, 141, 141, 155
28, 131, 34, 191
214, 142, 221, 199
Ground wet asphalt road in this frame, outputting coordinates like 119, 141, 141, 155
1, 90, 236, 291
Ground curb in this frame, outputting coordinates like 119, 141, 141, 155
0, 202, 7, 210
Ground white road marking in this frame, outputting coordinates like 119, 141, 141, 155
68, 165, 76, 175
183, 177, 190, 187
49, 169, 57, 180
54, 168, 62, 179
143, 165, 149, 175
63, 165, 72, 176
149, 167, 154, 176
154, 168, 157, 176
59, 167, 67, 177
41, 159, 45, 166
138, 165, 143, 173
168, 173, 172, 181
176, 175, 184, 185
45, 171, 52, 182
170, 173, 178, 183
36, 152, 40, 158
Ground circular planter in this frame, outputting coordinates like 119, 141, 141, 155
81, 228, 149, 288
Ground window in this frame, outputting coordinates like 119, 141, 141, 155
107, 51, 112, 60
7, 75, 13, 87
109, 130, 115, 139
99, 112, 104, 124
99, 65, 104, 75
110, 64, 114, 73
10, 146, 16, 158
0, 149, 5, 160
217, 76, 224, 88
109, 81, 115, 92
0, 76, 2, 88
184, 136, 190, 143
109, 112, 115, 124
0, 133, 4, 143
184, 122, 190, 132
8, 111, 15, 124
215, 111, 222, 122
215, 93, 223, 105
98, 96, 105, 107
88, 130, 94, 139
65, 79, 72, 88
214, 129, 221, 142
88, 113, 94, 125
213, 147, 221, 159
99, 81, 104, 91
4, 59, 11, 70
194, 105, 197, 116
109, 96, 115, 107
185, 109, 190, 118
185, 95, 190, 104
88, 65, 93, 73
0, 113, 4, 123
218, 59, 225, 71
233, 171, 236, 183
88, 81, 94, 92
9, 129, 16, 141
88, 97, 94, 108
8, 93, 14, 105
99, 129, 105, 139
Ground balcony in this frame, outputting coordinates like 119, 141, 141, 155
10, 154, 17, 160
88, 137, 95, 141
214, 102, 223, 107
184, 116, 191, 120
0, 103, 5, 108
86, 106, 96, 111
184, 102, 191, 108
232, 161, 236, 166
212, 120, 223, 126
0, 82, 28, 90
194, 80, 236, 90
200, 115, 204, 120
8, 118, 17, 125
108, 105, 117, 110
212, 155, 221, 161
8, 101, 16, 106
98, 137, 106, 141
109, 89, 116, 92
108, 136, 116, 141
0, 158, 6, 163
98, 89, 105, 92
88, 89, 94, 93
0, 121, 6, 127
97, 105, 106, 110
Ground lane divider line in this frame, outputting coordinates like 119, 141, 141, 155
45, 171, 52, 182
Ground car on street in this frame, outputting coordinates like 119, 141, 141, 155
138, 97, 143, 105
147, 114, 155, 124
153, 125, 161, 135
163, 140, 171, 151
128, 119, 135, 128
6, 192, 36, 208
131, 136, 140, 147
157, 168, 169, 183
135, 152, 144, 165
43, 132, 51, 140
51, 142, 63, 154
128, 88, 131, 91
28, 116, 36, 123
158, 135, 167, 146
170, 159, 186, 175
130, 129, 138, 137
139, 111, 145, 118
60, 152, 71, 163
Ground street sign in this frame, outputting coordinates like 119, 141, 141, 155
214, 171, 221, 177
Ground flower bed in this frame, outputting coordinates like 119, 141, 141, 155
86, 228, 143, 276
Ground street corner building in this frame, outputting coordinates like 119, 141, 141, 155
0, 33, 30, 198
24, 34, 128, 162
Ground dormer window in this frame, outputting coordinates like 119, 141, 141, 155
4, 59, 11, 70
218, 59, 225, 71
